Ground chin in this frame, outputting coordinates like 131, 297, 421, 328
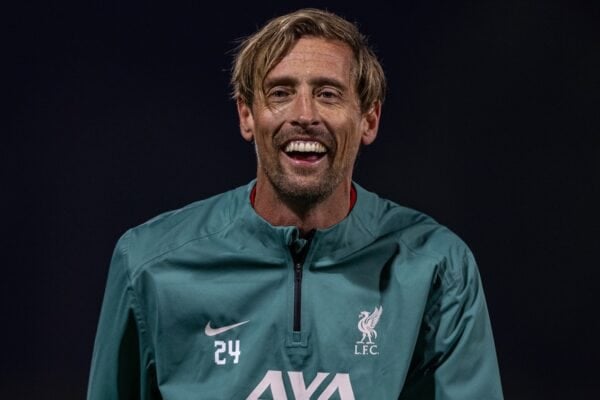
273, 176, 341, 205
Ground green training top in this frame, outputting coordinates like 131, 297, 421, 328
88, 181, 503, 399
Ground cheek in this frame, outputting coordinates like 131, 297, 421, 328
253, 110, 285, 140
335, 121, 363, 155
251, 118, 272, 143
254, 128, 274, 153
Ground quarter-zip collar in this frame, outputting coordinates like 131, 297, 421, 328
231, 180, 379, 265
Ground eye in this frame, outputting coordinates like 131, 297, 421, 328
267, 87, 292, 100
317, 88, 342, 102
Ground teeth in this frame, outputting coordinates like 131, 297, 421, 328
284, 141, 327, 153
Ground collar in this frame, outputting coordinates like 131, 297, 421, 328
232, 181, 378, 266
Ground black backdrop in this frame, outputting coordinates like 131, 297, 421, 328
4, 0, 599, 398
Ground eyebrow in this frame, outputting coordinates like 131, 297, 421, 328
264, 76, 348, 91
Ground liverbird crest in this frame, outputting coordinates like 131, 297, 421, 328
356, 306, 383, 344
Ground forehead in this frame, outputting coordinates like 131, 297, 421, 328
266, 37, 355, 85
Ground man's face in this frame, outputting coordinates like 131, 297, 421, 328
238, 37, 380, 203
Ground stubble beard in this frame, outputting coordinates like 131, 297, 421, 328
263, 158, 344, 207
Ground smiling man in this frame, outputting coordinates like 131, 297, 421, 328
237, 35, 380, 234
88, 9, 503, 400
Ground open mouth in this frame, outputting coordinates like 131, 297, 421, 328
283, 140, 327, 162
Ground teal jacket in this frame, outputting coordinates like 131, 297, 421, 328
88, 182, 503, 399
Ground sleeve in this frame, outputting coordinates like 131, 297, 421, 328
400, 248, 503, 400
87, 231, 159, 400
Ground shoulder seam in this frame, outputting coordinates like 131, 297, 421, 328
396, 232, 460, 288
130, 218, 237, 278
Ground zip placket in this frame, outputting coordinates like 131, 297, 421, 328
292, 258, 303, 331
289, 232, 313, 333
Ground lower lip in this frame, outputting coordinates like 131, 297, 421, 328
282, 152, 327, 166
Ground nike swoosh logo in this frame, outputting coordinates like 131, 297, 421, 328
205, 320, 249, 336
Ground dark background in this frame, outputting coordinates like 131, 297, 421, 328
4, 0, 599, 398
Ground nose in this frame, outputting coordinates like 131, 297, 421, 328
290, 89, 319, 128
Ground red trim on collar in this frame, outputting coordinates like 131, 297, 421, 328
348, 184, 357, 212
250, 184, 257, 206
250, 185, 357, 215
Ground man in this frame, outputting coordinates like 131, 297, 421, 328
88, 8, 503, 399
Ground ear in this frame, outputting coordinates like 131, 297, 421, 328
237, 98, 255, 142
360, 101, 381, 146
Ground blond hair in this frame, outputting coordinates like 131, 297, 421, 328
231, 8, 386, 113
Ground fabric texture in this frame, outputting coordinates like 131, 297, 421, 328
88, 181, 503, 399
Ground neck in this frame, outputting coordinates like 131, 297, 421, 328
252, 178, 352, 236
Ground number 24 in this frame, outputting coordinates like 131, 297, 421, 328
214, 340, 241, 365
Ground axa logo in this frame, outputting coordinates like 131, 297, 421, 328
354, 305, 382, 356
246, 370, 355, 400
